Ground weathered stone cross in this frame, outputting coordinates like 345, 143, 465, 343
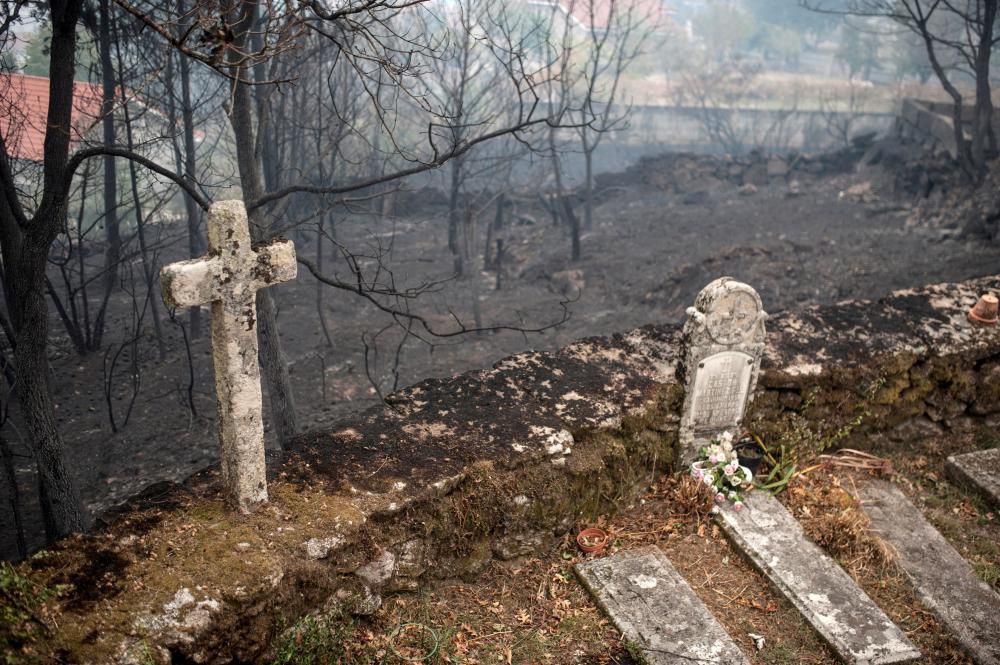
160, 200, 296, 512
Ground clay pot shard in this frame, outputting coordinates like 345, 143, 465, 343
576, 527, 609, 554
968, 293, 999, 326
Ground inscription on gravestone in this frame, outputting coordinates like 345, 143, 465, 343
691, 351, 754, 429
679, 278, 767, 464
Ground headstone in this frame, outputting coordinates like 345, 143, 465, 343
679, 278, 767, 464
160, 200, 297, 512
576, 546, 748, 665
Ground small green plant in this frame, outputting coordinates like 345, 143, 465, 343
753, 378, 883, 494
623, 639, 651, 665
269, 611, 353, 665
0, 562, 61, 663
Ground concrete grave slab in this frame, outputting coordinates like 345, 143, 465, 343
857, 480, 1000, 665
717, 492, 920, 665
576, 546, 748, 665
947, 448, 1000, 509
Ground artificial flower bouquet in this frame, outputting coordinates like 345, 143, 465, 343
690, 430, 754, 511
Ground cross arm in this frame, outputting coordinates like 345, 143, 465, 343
160, 255, 223, 309
250, 239, 297, 290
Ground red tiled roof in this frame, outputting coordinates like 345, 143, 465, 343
0, 73, 104, 163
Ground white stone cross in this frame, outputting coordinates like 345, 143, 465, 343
160, 200, 296, 512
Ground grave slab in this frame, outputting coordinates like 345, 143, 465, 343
717, 492, 920, 665
947, 448, 1000, 509
576, 546, 748, 665
857, 480, 1000, 665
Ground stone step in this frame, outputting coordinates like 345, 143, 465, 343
716, 491, 920, 665
575, 545, 748, 664
857, 480, 1000, 665
947, 448, 1000, 509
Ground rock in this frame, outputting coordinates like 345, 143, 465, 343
492, 530, 550, 560
395, 539, 426, 579
304, 535, 345, 560
681, 190, 710, 205
550, 269, 585, 295
971, 362, 1000, 415
737, 183, 758, 196
333, 581, 382, 616
355, 550, 396, 586
767, 157, 788, 180
743, 163, 769, 187
839, 181, 877, 203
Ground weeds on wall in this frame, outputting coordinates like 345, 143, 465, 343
752, 377, 886, 494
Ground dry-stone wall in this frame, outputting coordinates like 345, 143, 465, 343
13, 275, 1000, 664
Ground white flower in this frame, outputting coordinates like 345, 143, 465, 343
719, 431, 734, 444
724, 463, 737, 476
703, 472, 715, 486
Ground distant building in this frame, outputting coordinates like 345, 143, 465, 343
0, 73, 103, 163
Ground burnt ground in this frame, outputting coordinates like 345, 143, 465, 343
3, 146, 1000, 560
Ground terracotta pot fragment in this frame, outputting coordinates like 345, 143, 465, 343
969, 293, 999, 326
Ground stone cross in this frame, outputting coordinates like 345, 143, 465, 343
678, 278, 767, 464
160, 200, 296, 512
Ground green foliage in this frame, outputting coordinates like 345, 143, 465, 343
19, 23, 98, 81
835, 24, 881, 80
269, 611, 354, 665
624, 639, 650, 665
744, 0, 844, 35
0, 563, 61, 663
891, 32, 933, 83
753, 24, 802, 68
755, 377, 884, 494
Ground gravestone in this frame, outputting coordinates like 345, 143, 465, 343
678, 277, 767, 464
160, 200, 297, 512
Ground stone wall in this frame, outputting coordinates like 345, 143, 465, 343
898, 98, 1000, 160
8, 275, 999, 664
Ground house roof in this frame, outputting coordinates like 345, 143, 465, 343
0, 73, 103, 163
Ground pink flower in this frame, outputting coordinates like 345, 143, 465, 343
715, 492, 726, 503
733, 501, 745, 512
708, 454, 719, 464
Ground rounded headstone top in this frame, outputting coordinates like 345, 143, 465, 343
687, 277, 766, 346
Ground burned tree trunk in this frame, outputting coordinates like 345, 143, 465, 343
0, 0, 88, 541
227, 5, 300, 446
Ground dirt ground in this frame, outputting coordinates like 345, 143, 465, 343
3, 146, 1000, 560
